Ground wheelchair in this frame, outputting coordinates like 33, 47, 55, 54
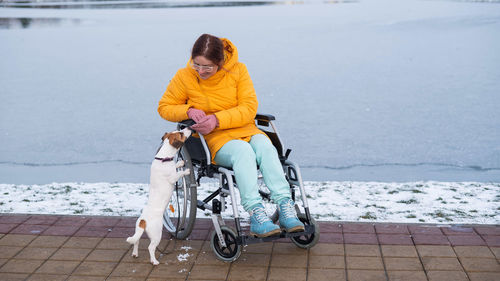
162, 113, 319, 262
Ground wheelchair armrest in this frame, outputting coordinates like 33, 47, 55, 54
255, 113, 275, 121
178, 119, 196, 129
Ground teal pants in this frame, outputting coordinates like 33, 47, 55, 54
214, 134, 291, 211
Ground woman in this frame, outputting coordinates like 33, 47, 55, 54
158, 34, 304, 237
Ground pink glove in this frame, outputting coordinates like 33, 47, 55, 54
187, 108, 206, 123
191, 115, 219, 135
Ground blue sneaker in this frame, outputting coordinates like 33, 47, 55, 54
277, 199, 305, 233
249, 204, 281, 237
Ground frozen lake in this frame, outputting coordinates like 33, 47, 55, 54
1, 0, 500, 184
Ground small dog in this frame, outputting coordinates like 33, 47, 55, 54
126, 128, 191, 265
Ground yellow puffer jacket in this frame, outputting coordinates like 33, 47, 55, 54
158, 38, 264, 161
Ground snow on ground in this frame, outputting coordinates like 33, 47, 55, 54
1, 181, 498, 224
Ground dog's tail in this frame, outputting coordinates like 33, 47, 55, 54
126, 219, 146, 244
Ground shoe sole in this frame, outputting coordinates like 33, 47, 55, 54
285, 225, 305, 233
250, 228, 281, 238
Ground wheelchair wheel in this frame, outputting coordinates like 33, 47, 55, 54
290, 213, 320, 249
162, 146, 197, 239
210, 226, 241, 262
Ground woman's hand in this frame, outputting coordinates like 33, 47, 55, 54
187, 108, 206, 123
191, 115, 219, 135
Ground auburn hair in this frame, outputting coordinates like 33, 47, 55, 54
191, 34, 233, 69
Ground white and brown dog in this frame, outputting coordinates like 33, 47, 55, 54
126, 128, 191, 265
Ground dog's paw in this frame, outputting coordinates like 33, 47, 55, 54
183, 169, 191, 175
176, 160, 185, 167
151, 259, 160, 266
132, 253, 139, 258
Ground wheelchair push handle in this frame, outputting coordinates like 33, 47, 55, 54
178, 119, 196, 130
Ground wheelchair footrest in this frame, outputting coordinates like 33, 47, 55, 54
236, 225, 315, 245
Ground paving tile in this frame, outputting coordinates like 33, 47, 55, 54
96, 237, 134, 250
308, 255, 345, 269
108, 277, 146, 281
53, 216, 88, 227
454, 246, 496, 258
347, 270, 386, 281
342, 224, 375, 233
85, 217, 121, 227
412, 234, 450, 245
416, 245, 456, 257
427, 270, 468, 281
270, 254, 307, 268
109, 262, 153, 277
226, 264, 268, 280
0, 223, 19, 234
242, 242, 273, 254
0, 259, 44, 274
309, 243, 344, 256
345, 244, 381, 256
233, 253, 270, 267
28, 235, 69, 248
343, 233, 378, 244
10, 224, 50, 235
474, 226, 500, 236
0, 272, 30, 280
441, 226, 476, 235
116, 217, 138, 228
482, 235, 500, 247
27, 273, 69, 281
267, 267, 306, 281
24, 216, 59, 226
318, 222, 342, 233
448, 235, 486, 246
122, 249, 159, 264
318, 233, 343, 244
0, 246, 24, 259
384, 257, 424, 271
375, 224, 409, 234
14, 247, 58, 260
346, 256, 384, 270
490, 247, 500, 259
35, 260, 81, 274
188, 264, 230, 280
62, 237, 102, 249
74, 226, 112, 237
272, 242, 308, 255
67, 276, 107, 281
378, 234, 413, 245
0, 215, 31, 224
381, 245, 418, 257
408, 226, 443, 235
387, 270, 427, 281
85, 249, 128, 262
468, 272, 500, 281
72, 261, 117, 276
307, 268, 345, 281
148, 264, 191, 279
0, 234, 37, 246
421, 257, 463, 271
160, 250, 197, 266
106, 227, 135, 238
42, 225, 80, 236
50, 248, 92, 261
459, 257, 500, 272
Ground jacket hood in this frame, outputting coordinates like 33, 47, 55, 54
187, 38, 239, 81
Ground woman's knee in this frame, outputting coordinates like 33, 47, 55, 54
215, 140, 256, 167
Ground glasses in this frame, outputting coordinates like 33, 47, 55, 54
190, 62, 215, 72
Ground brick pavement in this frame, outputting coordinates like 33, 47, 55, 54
0, 214, 499, 281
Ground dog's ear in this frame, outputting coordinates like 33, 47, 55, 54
168, 132, 185, 149
162, 133, 170, 142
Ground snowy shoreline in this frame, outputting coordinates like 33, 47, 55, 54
1, 181, 498, 225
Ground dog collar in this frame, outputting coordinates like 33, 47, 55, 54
154, 157, 174, 162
